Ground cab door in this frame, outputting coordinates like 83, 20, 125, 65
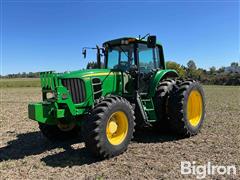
106, 44, 136, 96
137, 43, 160, 93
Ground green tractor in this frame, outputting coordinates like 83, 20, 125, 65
28, 35, 205, 158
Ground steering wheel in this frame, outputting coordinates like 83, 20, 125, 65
117, 61, 130, 71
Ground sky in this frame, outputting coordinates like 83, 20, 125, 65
1, 0, 239, 75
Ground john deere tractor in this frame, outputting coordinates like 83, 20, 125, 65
28, 35, 205, 158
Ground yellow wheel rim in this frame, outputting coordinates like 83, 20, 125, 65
187, 90, 203, 127
57, 122, 75, 132
106, 111, 128, 145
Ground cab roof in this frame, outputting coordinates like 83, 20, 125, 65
103, 37, 162, 47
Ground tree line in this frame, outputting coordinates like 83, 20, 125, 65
166, 61, 240, 85
1, 60, 239, 85
1, 72, 40, 78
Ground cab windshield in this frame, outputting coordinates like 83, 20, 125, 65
138, 43, 160, 74
106, 44, 134, 72
106, 43, 161, 72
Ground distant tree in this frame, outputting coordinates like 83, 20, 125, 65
187, 60, 197, 70
209, 66, 216, 75
86, 61, 99, 69
195, 68, 205, 81
22, 72, 26, 78
218, 67, 225, 73
186, 60, 199, 78
166, 61, 186, 78
231, 62, 239, 67
29, 72, 34, 78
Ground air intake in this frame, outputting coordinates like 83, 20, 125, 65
61, 78, 86, 104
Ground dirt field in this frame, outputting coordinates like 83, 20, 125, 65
0, 86, 240, 179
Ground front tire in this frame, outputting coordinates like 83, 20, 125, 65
167, 81, 206, 136
39, 122, 80, 141
82, 96, 135, 158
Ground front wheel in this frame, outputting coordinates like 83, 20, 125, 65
167, 81, 206, 136
82, 96, 135, 159
38, 121, 80, 141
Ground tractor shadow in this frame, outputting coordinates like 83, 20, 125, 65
0, 129, 185, 168
0, 131, 99, 166
41, 128, 185, 167
41, 146, 100, 167
0, 132, 50, 161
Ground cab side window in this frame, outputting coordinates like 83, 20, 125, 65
108, 50, 119, 69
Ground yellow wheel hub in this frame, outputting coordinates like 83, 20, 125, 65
187, 90, 203, 127
108, 121, 118, 134
57, 122, 75, 132
106, 111, 128, 145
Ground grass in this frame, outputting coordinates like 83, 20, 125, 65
0, 78, 40, 88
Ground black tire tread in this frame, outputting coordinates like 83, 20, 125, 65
154, 78, 176, 130
167, 80, 205, 136
82, 95, 135, 158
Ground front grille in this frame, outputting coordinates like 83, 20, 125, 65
61, 78, 86, 104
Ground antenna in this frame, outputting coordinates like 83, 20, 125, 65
140, 33, 150, 40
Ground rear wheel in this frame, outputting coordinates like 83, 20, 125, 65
82, 96, 135, 158
39, 121, 80, 141
154, 79, 176, 132
167, 81, 205, 136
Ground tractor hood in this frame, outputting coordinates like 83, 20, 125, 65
57, 69, 113, 79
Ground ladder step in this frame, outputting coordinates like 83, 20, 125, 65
145, 108, 155, 111
147, 119, 156, 122
92, 82, 102, 86
141, 99, 151, 101
93, 89, 102, 94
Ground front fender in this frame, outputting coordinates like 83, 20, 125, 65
148, 69, 178, 97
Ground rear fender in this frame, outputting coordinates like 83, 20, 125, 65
148, 70, 178, 97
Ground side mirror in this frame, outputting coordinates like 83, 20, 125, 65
82, 48, 87, 59
101, 48, 106, 55
147, 35, 156, 48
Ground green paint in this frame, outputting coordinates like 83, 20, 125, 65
28, 102, 57, 125
148, 69, 178, 97
28, 36, 179, 126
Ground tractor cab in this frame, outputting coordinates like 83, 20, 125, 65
100, 36, 165, 92
103, 36, 165, 70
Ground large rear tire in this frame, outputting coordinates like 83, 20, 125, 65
167, 80, 206, 136
154, 79, 176, 131
82, 96, 135, 158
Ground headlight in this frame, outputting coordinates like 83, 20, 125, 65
46, 92, 55, 99
62, 93, 68, 100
